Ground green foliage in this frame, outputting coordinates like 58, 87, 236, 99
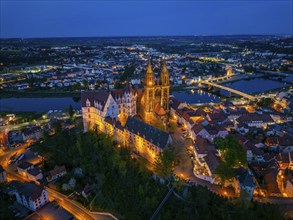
32, 129, 167, 219
33, 129, 281, 220
52, 121, 62, 133
256, 97, 274, 108
159, 186, 282, 220
154, 149, 175, 179
214, 135, 247, 182
214, 135, 247, 168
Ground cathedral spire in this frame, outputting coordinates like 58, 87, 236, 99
145, 58, 155, 87
147, 58, 153, 74
160, 59, 169, 86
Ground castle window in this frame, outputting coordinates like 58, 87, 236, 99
86, 99, 91, 107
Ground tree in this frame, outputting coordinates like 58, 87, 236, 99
52, 121, 62, 133
68, 104, 74, 118
214, 135, 247, 182
214, 135, 247, 168
214, 164, 235, 182
154, 149, 175, 179
256, 97, 274, 108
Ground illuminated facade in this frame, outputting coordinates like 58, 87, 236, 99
82, 86, 137, 132
81, 60, 172, 162
141, 59, 170, 121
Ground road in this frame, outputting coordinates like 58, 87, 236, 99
1, 145, 116, 220
170, 120, 235, 198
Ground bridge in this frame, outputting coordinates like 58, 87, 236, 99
200, 80, 257, 101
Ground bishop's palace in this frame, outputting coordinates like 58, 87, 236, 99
82, 60, 173, 162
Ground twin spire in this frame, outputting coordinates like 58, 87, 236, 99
145, 58, 169, 86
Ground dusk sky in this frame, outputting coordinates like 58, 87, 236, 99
1, 0, 292, 38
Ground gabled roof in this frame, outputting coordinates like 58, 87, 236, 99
17, 161, 33, 170
194, 136, 216, 155
192, 123, 204, 134
236, 167, 255, 188
204, 151, 220, 173
237, 114, 274, 124
81, 90, 109, 108
125, 117, 171, 149
49, 165, 66, 177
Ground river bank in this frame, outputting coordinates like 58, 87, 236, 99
0, 91, 81, 98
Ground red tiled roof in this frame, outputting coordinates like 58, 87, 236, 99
49, 165, 66, 177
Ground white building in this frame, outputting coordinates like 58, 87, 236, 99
15, 182, 49, 211
82, 85, 137, 132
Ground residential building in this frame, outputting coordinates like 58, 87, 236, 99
17, 161, 34, 177
47, 165, 67, 182
284, 179, 293, 197
235, 168, 255, 199
27, 167, 43, 182
15, 182, 49, 211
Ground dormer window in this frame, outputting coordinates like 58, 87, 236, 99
86, 99, 91, 107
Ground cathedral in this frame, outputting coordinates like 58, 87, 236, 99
140, 59, 170, 121
82, 59, 171, 131
81, 59, 172, 162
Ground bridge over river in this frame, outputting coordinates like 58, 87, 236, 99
200, 80, 257, 101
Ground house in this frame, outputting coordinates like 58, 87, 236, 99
0, 165, 7, 183
191, 123, 228, 142
192, 136, 216, 159
284, 179, 293, 197
21, 126, 43, 142
236, 114, 274, 128
17, 161, 34, 176
263, 171, 281, 197
204, 151, 220, 180
235, 167, 255, 199
27, 167, 43, 182
47, 165, 67, 182
265, 135, 293, 153
206, 111, 228, 125
15, 182, 49, 211
81, 184, 95, 199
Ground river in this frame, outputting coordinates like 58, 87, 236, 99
0, 78, 291, 112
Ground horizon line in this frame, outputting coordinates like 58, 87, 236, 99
1, 33, 292, 40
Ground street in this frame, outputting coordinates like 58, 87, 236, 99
0, 144, 116, 220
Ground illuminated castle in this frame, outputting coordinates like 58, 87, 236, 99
141, 59, 170, 121
81, 59, 172, 162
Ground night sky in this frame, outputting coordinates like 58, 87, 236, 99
1, 0, 292, 38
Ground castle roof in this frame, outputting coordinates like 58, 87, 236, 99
81, 90, 109, 108
125, 117, 171, 149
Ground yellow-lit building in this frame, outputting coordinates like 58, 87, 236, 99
81, 60, 172, 162
140, 59, 170, 122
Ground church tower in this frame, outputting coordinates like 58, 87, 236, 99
160, 60, 170, 112
143, 59, 155, 120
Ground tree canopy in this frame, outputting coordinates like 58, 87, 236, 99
154, 149, 175, 179
214, 135, 247, 182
